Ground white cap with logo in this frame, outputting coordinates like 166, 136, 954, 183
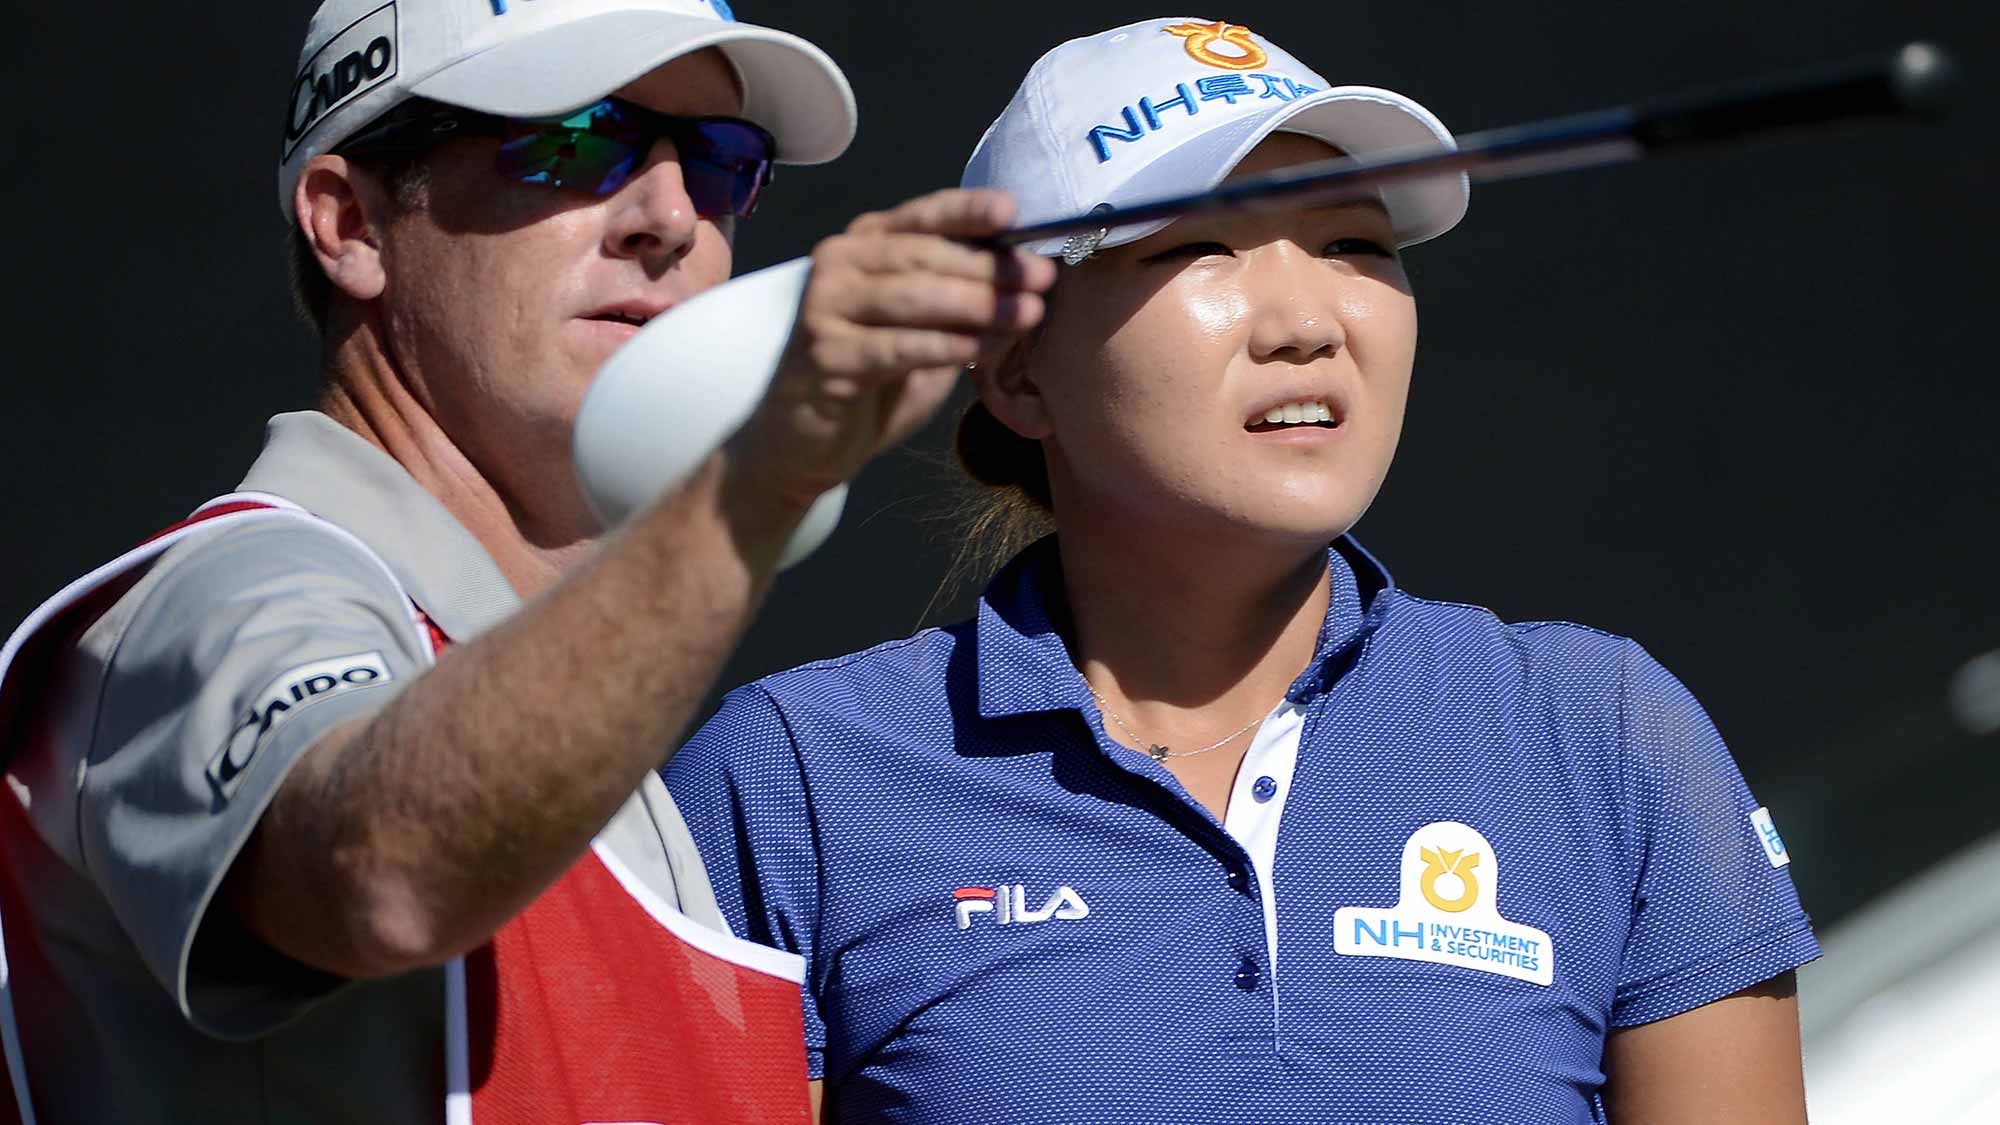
279, 0, 857, 216
962, 17, 1469, 257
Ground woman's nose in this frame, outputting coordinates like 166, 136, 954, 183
1245, 244, 1346, 364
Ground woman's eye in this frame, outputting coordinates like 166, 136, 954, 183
1145, 241, 1233, 263
1323, 237, 1394, 259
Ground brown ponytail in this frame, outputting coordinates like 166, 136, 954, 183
934, 398, 1056, 600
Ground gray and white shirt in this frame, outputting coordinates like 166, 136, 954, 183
0, 412, 727, 1123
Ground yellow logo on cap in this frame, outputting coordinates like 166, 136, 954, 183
1419, 847, 1481, 913
1163, 21, 1268, 72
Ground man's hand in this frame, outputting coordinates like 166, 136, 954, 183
724, 189, 1056, 513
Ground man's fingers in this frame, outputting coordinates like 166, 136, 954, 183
744, 187, 1050, 492
849, 188, 1018, 240
794, 320, 987, 384
841, 234, 1056, 292
839, 276, 1045, 335
843, 328, 985, 378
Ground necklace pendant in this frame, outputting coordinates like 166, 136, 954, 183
1149, 744, 1172, 762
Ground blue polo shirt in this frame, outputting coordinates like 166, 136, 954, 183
664, 538, 1818, 1124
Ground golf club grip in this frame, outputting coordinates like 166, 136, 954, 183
1631, 43, 1956, 150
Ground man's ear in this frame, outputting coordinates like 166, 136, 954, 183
971, 330, 1055, 441
294, 155, 389, 303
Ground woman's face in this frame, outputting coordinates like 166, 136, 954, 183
994, 133, 1418, 548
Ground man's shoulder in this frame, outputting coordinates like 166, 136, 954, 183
99, 506, 408, 647
4, 500, 410, 748
34, 501, 428, 804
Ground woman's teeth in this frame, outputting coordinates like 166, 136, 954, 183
1262, 401, 1334, 425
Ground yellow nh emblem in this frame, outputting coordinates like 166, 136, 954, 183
1419, 847, 1481, 913
1162, 21, 1269, 72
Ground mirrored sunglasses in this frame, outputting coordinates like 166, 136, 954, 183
340, 97, 777, 219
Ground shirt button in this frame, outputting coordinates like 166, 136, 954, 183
1225, 864, 1250, 892
1252, 776, 1278, 802
1234, 956, 1261, 991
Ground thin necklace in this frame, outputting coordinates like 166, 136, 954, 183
1087, 687, 1267, 763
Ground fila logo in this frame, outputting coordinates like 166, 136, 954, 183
208, 652, 393, 800
952, 885, 1089, 929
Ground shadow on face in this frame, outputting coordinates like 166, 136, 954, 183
412, 47, 745, 239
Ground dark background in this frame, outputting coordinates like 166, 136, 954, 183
2, 2, 1993, 927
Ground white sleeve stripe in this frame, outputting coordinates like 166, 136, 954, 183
590, 839, 809, 985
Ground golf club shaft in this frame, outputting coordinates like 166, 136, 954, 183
994, 42, 1955, 247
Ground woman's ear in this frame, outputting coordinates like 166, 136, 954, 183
294, 155, 389, 303
971, 330, 1055, 441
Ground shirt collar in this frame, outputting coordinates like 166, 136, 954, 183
236, 411, 522, 642
974, 535, 1395, 719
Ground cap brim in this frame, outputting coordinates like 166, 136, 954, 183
410, 11, 856, 164
1025, 86, 1468, 257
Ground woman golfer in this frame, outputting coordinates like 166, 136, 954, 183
666, 17, 1816, 1124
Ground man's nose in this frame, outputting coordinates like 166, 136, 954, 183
601, 140, 702, 270
1244, 243, 1347, 365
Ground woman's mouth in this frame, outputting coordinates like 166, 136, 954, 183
1245, 400, 1338, 433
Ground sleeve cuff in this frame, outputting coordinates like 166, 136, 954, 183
1611, 916, 1821, 1028
806, 1043, 826, 1081
176, 684, 405, 1038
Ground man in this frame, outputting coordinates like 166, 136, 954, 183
0, 0, 1054, 1121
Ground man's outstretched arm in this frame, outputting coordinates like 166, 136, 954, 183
223, 190, 1056, 980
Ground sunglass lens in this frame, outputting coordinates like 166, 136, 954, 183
489, 105, 772, 215
680, 120, 774, 218
679, 158, 762, 218
496, 127, 641, 194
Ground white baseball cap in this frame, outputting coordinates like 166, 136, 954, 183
962, 17, 1469, 258
279, 0, 857, 216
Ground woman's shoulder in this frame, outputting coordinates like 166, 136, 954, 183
1373, 591, 1726, 778
752, 621, 970, 701
1373, 588, 1714, 726
673, 624, 973, 782
698, 622, 978, 748
1380, 587, 1642, 670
